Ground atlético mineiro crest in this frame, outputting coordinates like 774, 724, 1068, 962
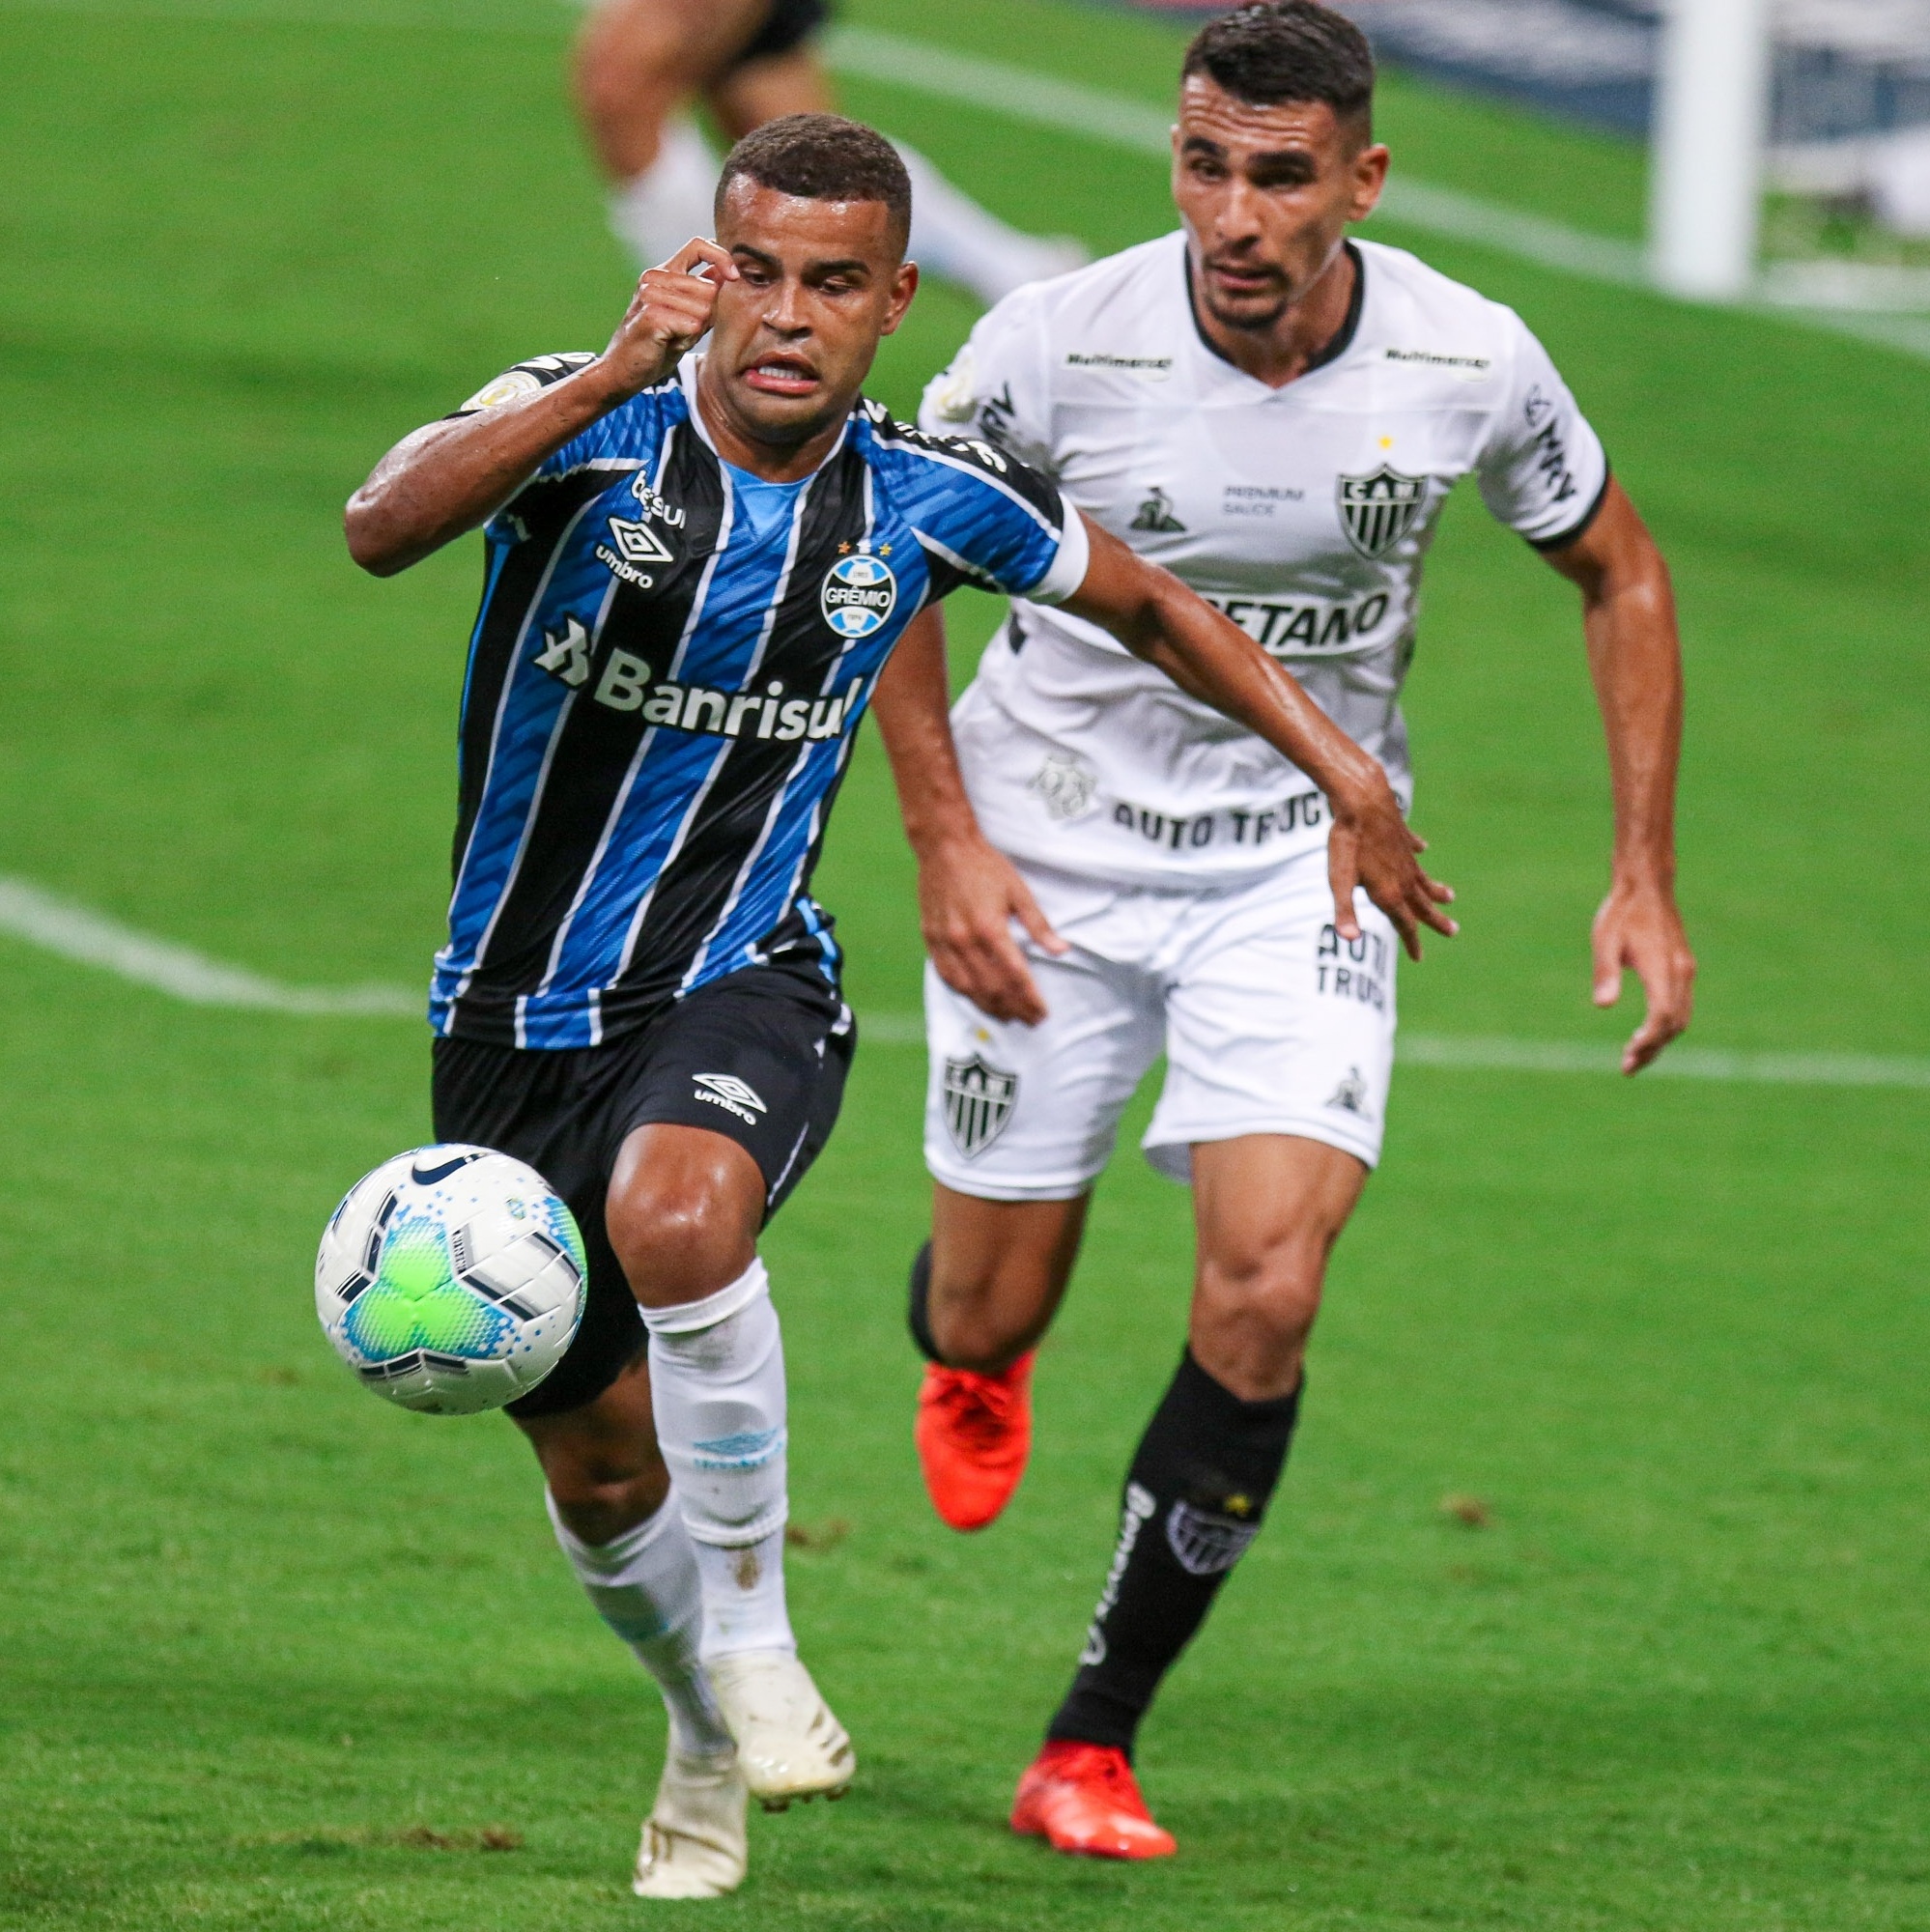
1337, 464, 1428, 559
943, 1054, 1018, 1158
821, 553, 897, 641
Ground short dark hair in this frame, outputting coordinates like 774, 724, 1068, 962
717, 114, 913, 252
1181, 2, 1376, 134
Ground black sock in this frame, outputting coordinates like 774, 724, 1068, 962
906, 1240, 942, 1363
1046, 1351, 1301, 1759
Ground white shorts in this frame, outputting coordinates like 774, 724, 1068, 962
922, 848, 1398, 1201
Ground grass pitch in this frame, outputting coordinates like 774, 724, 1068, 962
2, 0, 1929, 1925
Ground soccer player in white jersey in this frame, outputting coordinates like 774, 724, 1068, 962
869, 0, 1695, 1861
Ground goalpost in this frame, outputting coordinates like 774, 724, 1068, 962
1648, 0, 1776, 300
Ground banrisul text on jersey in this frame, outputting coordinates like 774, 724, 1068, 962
434, 355, 1088, 1049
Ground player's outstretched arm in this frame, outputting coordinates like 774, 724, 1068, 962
1063, 519, 1457, 959
343, 240, 737, 577
871, 606, 1068, 1026
1541, 478, 1695, 1073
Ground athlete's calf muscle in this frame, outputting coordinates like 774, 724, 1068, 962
518, 1351, 670, 1543
926, 1185, 1089, 1370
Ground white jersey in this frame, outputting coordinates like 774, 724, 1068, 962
918, 232, 1609, 887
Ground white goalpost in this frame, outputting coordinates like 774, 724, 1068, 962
1648, 0, 1776, 300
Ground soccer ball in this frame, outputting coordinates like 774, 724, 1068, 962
315, 1145, 587, 1415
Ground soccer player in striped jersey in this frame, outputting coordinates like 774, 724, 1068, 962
345, 113, 1444, 1898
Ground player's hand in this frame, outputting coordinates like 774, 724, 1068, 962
918, 835, 1067, 1027
1326, 780, 1457, 961
599, 239, 739, 397
1592, 877, 1695, 1073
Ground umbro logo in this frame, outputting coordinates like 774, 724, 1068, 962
596, 515, 675, 588
693, 1073, 767, 1126
595, 493, 681, 589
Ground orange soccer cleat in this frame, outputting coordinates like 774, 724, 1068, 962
1010, 1741, 1178, 1860
913, 1351, 1036, 1531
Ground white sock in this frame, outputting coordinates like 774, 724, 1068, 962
894, 141, 1089, 305
545, 1489, 736, 1758
642, 1261, 796, 1662
609, 117, 719, 267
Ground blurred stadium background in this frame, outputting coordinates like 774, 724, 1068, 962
1, 0, 1926, 1925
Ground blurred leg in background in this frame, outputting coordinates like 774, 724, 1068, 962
574, 0, 1089, 305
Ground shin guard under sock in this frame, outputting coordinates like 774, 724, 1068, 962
544, 1491, 735, 1759
1047, 1351, 1301, 1757
642, 1262, 795, 1662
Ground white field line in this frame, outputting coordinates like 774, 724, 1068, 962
858, 1010, 1930, 1089
3, 0, 1926, 354
0, 875, 420, 1016
0, 873, 1923, 1089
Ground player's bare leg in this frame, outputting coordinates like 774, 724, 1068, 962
574, 0, 1086, 298
606, 1122, 854, 1808
1015, 1133, 1365, 1858
705, 45, 835, 142
909, 1187, 1086, 1529
574, 0, 786, 265
516, 1360, 749, 1897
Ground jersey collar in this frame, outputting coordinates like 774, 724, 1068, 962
1181, 239, 1367, 390
678, 354, 854, 479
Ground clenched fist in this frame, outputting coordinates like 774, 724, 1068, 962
600, 238, 741, 398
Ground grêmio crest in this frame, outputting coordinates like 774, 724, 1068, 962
1336, 464, 1428, 559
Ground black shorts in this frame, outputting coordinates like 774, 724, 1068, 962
729, 0, 829, 71
431, 961, 854, 1420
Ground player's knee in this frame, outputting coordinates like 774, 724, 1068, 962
571, 15, 685, 138
606, 1152, 760, 1309
1197, 1233, 1326, 1350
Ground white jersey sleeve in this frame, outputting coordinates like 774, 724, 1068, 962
1476, 311, 1611, 550
917, 285, 1059, 477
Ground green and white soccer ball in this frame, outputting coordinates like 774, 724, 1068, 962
315, 1145, 587, 1415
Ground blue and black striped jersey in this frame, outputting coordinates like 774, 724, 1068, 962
431, 355, 1089, 1049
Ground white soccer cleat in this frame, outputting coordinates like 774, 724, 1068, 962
631, 1747, 749, 1900
706, 1649, 855, 1809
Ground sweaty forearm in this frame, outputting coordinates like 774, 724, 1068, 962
344, 360, 630, 576
1587, 563, 1683, 887
1124, 574, 1389, 812
871, 611, 988, 861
